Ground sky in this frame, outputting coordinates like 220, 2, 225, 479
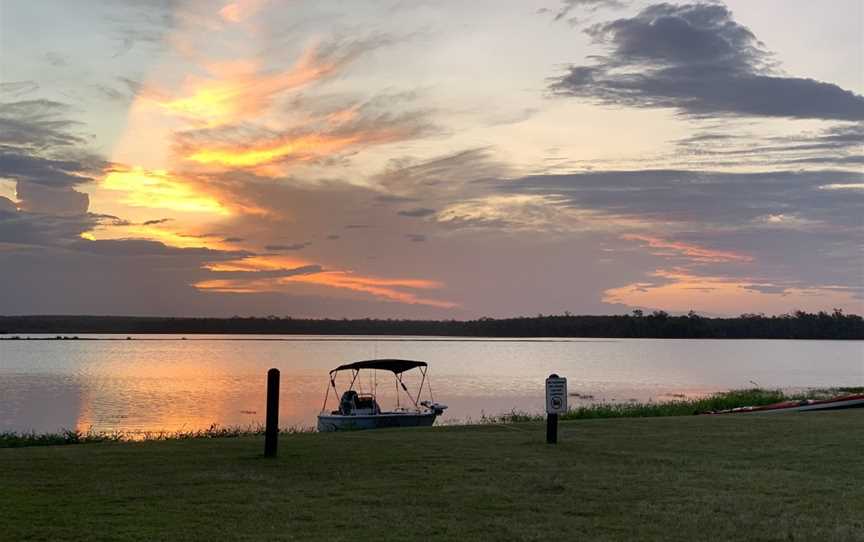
0, 0, 862, 318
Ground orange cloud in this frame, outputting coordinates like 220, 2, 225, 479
185, 134, 360, 168
205, 254, 311, 272
198, 256, 456, 308
603, 268, 861, 315
102, 166, 230, 215
622, 234, 753, 263
182, 123, 418, 169
219, 0, 268, 23
94, 224, 229, 250
326, 105, 361, 125
154, 45, 356, 127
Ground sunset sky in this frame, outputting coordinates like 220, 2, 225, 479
0, 0, 862, 318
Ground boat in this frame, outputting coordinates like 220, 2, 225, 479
317, 359, 447, 432
706, 393, 864, 415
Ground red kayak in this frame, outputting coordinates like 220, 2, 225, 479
707, 394, 864, 415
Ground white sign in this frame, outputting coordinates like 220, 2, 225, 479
545, 375, 568, 414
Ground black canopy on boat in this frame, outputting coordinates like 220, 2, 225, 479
330, 359, 427, 375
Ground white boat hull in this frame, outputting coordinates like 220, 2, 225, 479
317, 411, 439, 432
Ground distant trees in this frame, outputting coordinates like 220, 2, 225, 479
0, 310, 862, 339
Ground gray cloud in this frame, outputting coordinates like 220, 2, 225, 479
102, 0, 180, 57
0, 81, 39, 97
676, 123, 864, 160
406, 234, 427, 242
502, 169, 863, 228
672, 123, 864, 168
742, 284, 789, 295
677, 123, 864, 155
0, 99, 107, 242
375, 194, 418, 203
550, 3, 864, 120
0, 100, 87, 149
0, 98, 105, 218
0, 151, 96, 188
0, 97, 105, 219
0, 207, 102, 246
541, 0, 627, 25
15, 182, 89, 216
375, 148, 510, 202
397, 207, 436, 218
493, 167, 863, 299
68, 238, 247, 259
265, 242, 311, 251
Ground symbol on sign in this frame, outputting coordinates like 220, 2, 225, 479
551, 397, 562, 410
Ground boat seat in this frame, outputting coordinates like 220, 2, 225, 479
339, 390, 358, 415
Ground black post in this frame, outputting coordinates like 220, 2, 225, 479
546, 413, 558, 444
264, 368, 280, 457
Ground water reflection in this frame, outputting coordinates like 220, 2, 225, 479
0, 335, 861, 433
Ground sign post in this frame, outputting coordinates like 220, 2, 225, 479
545, 374, 567, 444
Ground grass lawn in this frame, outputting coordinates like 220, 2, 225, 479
2, 411, 862, 541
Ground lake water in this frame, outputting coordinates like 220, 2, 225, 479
1, 335, 862, 434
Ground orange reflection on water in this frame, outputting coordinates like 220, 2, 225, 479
72, 349, 325, 435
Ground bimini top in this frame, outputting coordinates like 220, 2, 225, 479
330, 359, 427, 375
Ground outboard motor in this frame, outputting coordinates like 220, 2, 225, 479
421, 400, 448, 415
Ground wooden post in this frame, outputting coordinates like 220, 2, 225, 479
546, 413, 558, 444
264, 368, 280, 457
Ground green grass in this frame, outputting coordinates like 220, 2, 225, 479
1, 410, 862, 541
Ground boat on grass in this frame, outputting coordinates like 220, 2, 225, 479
317, 359, 447, 432
706, 394, 864, 415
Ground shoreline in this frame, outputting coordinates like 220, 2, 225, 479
2, 334, 862, 342
4, 387, 861, 448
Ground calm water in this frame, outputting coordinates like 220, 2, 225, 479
1, 335, 861, 433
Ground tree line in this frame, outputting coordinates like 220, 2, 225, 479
0, 310, 861, 339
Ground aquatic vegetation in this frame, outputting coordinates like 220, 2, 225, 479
476, 388, 858, 424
